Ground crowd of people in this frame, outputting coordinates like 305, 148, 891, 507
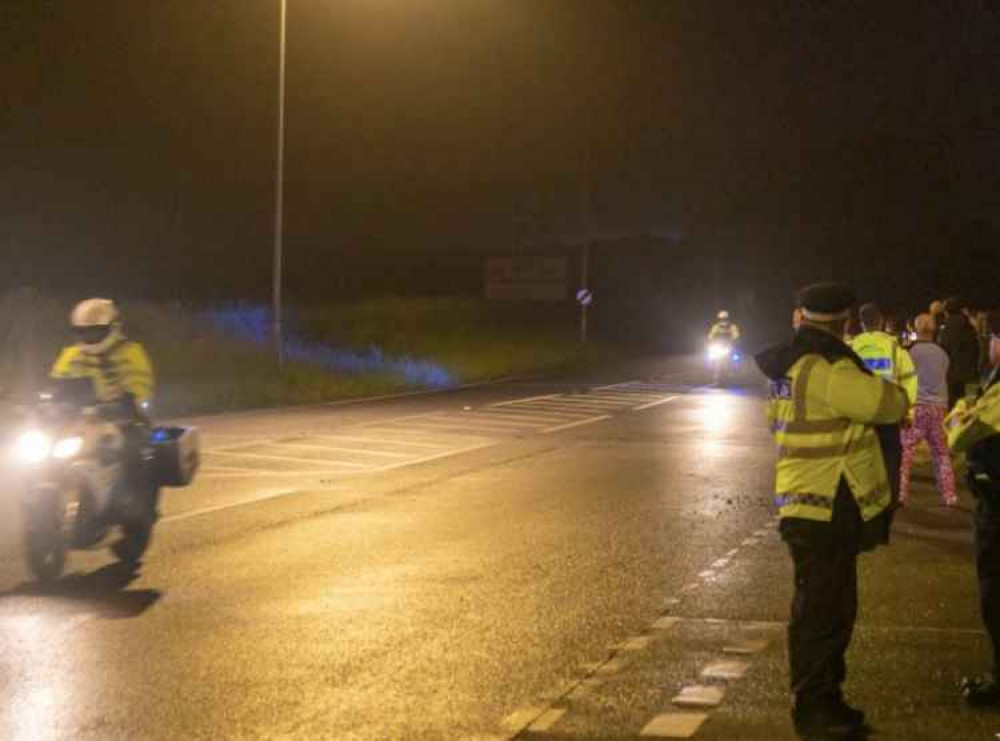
757, 283, 1000, 739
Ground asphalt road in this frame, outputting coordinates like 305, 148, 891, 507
0, 355, 993, 740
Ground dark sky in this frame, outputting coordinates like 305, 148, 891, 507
4, 1, 999, 303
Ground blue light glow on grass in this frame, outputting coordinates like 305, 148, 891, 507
204, 306, 457, 388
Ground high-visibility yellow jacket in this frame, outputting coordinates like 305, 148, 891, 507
948, 380, 1000, 454
851, 331, 918, 405
763, 333, 910, 523
50, 341, 154, 406
709, 321, 740, 342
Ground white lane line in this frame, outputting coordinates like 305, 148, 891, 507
491, 393, 563, 407
521, 400, 628, 413
723, 639, 770, 655
401, 417, 539, 432
672, 685, 725, 708
261, 442, 413, 459
500, 707, 547, 733
640, 713, 709, 738
698, 570, 716, 579
653, 617, 680, 631
616, 636, 654, 651
374, 442, 495, 472
711, 559, 730, 569
583, 390, 665, 401
635, 396, 679, 412
543, 415, 613, 434
205, 450, 370, 468
527, 708, 566, 732
551, 396, 633, 408
726, 548, 739, 558
567, 678, 603, 699
741, 538, 759, 546
483, 407, 585, 421
309, 434, 458, 450
701, 660, 750, 680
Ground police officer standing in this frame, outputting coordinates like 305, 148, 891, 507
756, 283, 910, 738
948, 311, 1000, 705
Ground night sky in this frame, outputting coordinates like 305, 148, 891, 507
4, 1, 999, 309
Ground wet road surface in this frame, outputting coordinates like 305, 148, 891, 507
0, 356, 992, 739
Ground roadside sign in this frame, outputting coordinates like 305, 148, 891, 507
576, 288, 593, 307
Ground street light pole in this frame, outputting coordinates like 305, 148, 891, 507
580, 139, 592, 344
273, 0, 288, 372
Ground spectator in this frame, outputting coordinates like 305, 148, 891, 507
940, 297, 982, 409
900, 314, 958, 506
931, 299, 947, 342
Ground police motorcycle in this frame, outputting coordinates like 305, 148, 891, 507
10, 377, 200, 583
706, 340, 743, 386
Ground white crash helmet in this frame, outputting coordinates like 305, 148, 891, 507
717, 310, 730, 321
70, 298, 123, 354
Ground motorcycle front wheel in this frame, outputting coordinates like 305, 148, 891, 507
24, 487, 68, 584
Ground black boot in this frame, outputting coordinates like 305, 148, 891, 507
793, 701, 864, 739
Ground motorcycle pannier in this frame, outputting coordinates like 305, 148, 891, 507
151, 426, 201, 487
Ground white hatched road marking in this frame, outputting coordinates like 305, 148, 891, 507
635, 396, 680, 411
491, 393, 563, 407
205, 450, 370, 468
248, 441, 414, 458
527, 708, 566, 732
640, 713, 708, 738
672, 685, 725, 708
483, 407, 585, 421
701, 660, 750, 680
309, 434, 459, 449
543, 415, 613, 434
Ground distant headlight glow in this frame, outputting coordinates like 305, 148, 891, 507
15, 432, 52, 464
707, 343, 729, 360
52, 436, 84, 460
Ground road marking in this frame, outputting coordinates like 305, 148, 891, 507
653, 617, 680, 631
617, 636, 654, 651
698, 570, 716, 579
491, 393, 563, 407
672, 685, 725, 708
741, 538, 758, 546
711, 558, 729, 569
680, 583, 700, 593
662, 597, 682, 609
640, 713, 709, 738
543, 415, 613, 434
372, 442, 496, 473
701, 660, 750, 680
723, 639, 770, 655
500, 707, 547, 733
527, 708, 566, 732
310, 434, 457, 450
595, 657, 625, 675
523, 400, 627, 413
567, 677, 603, 699
726, 548, 739, 558
635, 396, 679, 411
263, 442, 414, 458
478, 408, 581, 423
205, 450, 370, 467
401, 416, 538, 431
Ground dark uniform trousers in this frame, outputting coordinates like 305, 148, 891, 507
974, 490, 1000, 673
782, 483, 863, 707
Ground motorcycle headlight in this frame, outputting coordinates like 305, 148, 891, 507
15, 431, 52, 464
52, 436, 84, 460
707, 343, 729, 360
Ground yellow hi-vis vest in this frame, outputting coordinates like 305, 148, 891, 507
948, 380, 1000, 454
850, 331, 918, 405
767, 353, 909, 522
709, 322, 740, 341
50, 340, 154, 406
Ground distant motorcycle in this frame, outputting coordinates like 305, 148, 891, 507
706, 341, 742, 386
11, 378, 199, 583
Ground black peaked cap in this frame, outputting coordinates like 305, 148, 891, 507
796, 282, 856, 315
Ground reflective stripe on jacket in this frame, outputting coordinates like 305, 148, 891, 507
767, 352, 909, 522
50, 340, 154, 405
850, 331, 918, 405
709, 322, 740, 341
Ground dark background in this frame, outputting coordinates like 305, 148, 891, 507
4, 1, 999, 345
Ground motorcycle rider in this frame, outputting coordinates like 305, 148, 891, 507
50, 299, 158, 530
709, 310, 741, 345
